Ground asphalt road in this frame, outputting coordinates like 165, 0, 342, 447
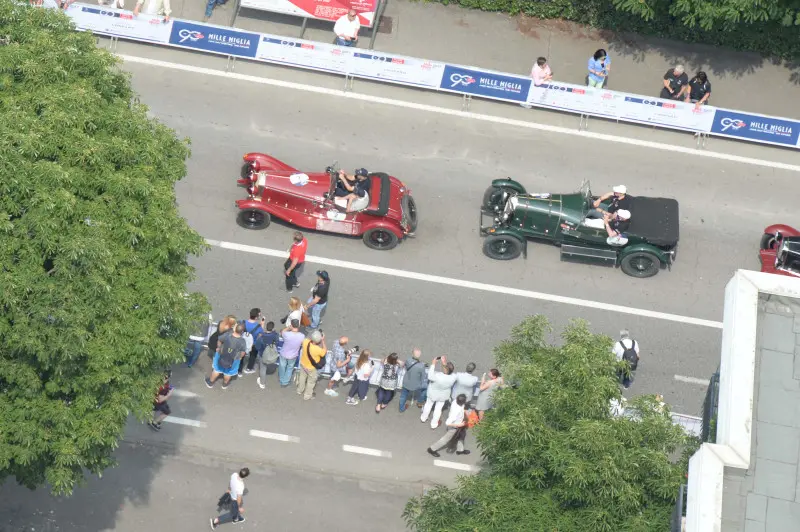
7, 53, 799, 531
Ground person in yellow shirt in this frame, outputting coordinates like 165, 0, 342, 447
297, 330, 327, 400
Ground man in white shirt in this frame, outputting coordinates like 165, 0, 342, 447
333, 9, 360, 47
612, 329, 640, 389
426, 394, 468, 457
210, 468, 250, 528
451, 362, 479, 404
420, 356, 457, 429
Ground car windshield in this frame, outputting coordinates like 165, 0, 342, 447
580, 180, 592, 216
778, 241, 800, 274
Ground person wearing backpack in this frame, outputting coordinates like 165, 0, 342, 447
297, 330, 327, 400
239, 308, 264, 377
254, 321, 279, 390
613, 329, 640, 389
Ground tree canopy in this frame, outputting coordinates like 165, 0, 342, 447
0, 0, 207, 495
404, 316, 693, 532
612, 0, 800, 30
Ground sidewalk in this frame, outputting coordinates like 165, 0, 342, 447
161, 0, 800, 119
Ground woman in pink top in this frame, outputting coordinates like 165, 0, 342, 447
531, 57, 553, 86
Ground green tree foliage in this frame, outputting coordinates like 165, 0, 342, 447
0, 0, 207, 495
404, 316, 690, 532
612, 0, 800, 30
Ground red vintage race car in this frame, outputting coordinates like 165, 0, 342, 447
235, 154, 417, 250
759, 224, 800, 278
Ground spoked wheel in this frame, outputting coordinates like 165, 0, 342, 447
620, 252, 660, 278
760, 233, 779, 250
236, 209, 271, 230
363, 228, 399, 250
482, 234, 523, 260
402, 195, 418, 234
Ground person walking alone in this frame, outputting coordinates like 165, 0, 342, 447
399, 348, 426, 412
375, 353, 401, 413
210, 467, 250, 528
613, 329, 640, 389
420, 356, 456, 429
426, 394, 469, 457
284, 231, 307, 292
346, 350, 374, 405
306, 270, 329, 330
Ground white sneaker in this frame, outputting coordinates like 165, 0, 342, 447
325, 389, 339, 397
257, 377, 265, 389
244, 368, 256, 374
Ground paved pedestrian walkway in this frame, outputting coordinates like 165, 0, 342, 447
163, 0, 799, 118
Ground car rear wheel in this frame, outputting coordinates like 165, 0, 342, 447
760, 233, 778, 250
363, 228, 399, 250
620, 252, 660, 278
237, 209, 270, 230
483, 235, 522, 260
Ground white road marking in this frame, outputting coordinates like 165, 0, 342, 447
433, 460, 480, 472
117, 54, 800, 174
206, 239, 723, 329
163, 416, 207, 428
171, 389, 199, 398
674, 375, 711, 386
342, 445, 392, 458
249, 429, 300, 443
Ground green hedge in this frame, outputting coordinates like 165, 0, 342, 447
432, 0, 800, 61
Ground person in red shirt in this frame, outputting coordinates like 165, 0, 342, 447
285, 231, 307, 291
149, 371, 173, 431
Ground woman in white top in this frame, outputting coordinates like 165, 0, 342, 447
286, 296, 304, 326
346, 350, 374, 405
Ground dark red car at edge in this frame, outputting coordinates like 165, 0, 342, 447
235, 153, 417, 251
759, 224, 800, 278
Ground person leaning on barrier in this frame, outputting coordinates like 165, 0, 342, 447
334, 9, 360, 47
531, 57, 553, 86
660, 64, 688, 101
132, 0, 171, 23
685, 71, 711, 109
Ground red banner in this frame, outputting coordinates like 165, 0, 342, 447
239, 0, 378, 26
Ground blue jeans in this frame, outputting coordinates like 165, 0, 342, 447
278, 356, 296, 386
307, 301, 326, 329
185, 339, 204, 367
204, 0, 226, 18
335, 37, 355, 47
399, 388, 427, 412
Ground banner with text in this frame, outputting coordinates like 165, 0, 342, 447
350, 52, 445, 89
168, 20, 259, 58
439, 65, 531, 104
239, 0, 376, 25
66, 3, 172, 43
256, 36, 353, 74
709, 109, 800, 147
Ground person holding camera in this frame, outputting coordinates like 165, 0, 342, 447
325, 336, 357, 397
346, 350, 374, 405
421, 356, 457, 429
297, 330, 326, 400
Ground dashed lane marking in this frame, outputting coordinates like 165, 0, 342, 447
342, 445, 392, 458
117, 54, 800, 174
206, 239, 724, 329
433, 460, 480, 472
163, 416, 207, 428
674, 375, 712, 386
249, 429, 300, 443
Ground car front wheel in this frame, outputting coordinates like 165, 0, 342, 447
237, 209, 271, 230
620, 252, 660, 278
363, 228, 399, 250
760, 233, 778, 250
483, 234, 522, 260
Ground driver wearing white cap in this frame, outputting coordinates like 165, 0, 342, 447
593, 185, 632, 222
606, 209, 631, 238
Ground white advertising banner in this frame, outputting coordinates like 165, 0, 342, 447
350, 51, 446, 89
256, 36, 353, 74
527, 82, 716, 132
66, 3, 172, 44
239, 0, 376, 25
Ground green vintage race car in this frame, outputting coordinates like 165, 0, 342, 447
479, 179, 679, 278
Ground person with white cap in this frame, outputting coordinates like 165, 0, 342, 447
605, 209, 631, 246
660, 65, 689, 100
